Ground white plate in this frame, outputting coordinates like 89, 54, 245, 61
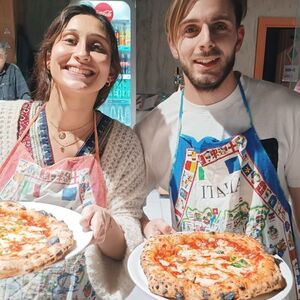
22, 201, 93, 259
128, 243, 293, 300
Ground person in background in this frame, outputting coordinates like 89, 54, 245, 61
294, 79, 300, 93
135, 0, 300, 299
0, 41, 30, 100
0, 5, 146, 299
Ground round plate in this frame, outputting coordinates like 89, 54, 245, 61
22, 201, 93, 259
128, 243, 294, 300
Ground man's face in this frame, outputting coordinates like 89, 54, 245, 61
0, 48, 7, 72
169, 0, 244, 91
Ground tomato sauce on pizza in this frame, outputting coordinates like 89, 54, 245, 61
141, 231, 286, 300
0, 201, 74, 279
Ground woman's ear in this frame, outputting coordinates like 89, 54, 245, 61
46, 51, 51, 70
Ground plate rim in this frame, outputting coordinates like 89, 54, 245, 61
128, 242, 293, 300
20, 201, 93, 259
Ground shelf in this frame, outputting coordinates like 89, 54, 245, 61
121, 74, 131, 80
118, 45, 131, 52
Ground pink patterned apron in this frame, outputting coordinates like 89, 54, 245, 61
0, 103, 106, 299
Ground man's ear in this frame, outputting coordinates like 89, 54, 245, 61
168, 35, 179, 60
235, 25, 245, 52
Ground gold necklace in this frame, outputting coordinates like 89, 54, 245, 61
48, 118, 93, 140
51, 134, 81, 153
49, 123, 93, 153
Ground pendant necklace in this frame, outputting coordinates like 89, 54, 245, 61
51, 134, 81, 153
48, 118, 93, 140
48, 118, 93, 152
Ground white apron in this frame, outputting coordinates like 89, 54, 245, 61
170, 80, 300, 299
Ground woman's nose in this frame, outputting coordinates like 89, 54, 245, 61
74, 43, 90, 62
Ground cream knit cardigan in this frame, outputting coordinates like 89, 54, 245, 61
0, 100, 147, 300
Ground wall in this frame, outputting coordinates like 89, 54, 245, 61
136, 0, 299, 96
136, 0, 174, 95
18, 0, 69, 52
0, 0, 16, 63
238, 0, 298, 77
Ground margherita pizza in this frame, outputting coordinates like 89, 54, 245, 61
141, 231, 286, 300
0, 201, 74, 279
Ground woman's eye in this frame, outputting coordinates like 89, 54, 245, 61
64, 38, 77, 45
90, 43, 106, 53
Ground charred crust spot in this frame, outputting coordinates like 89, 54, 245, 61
175, 291, 184, 300
38, 210, 50, 216
202, 290, 210, 299
48, 236, 60, 245
162, 288, 168, 295
220, 291, 236, 300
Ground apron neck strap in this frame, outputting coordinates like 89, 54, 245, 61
93, 111, 100, 162
17, 103, 46, 143
179, 78, 254, 128
237, 78, 254, 127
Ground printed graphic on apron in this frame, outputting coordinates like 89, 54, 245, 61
0, 103, 107, 299
169, 81, 300, 299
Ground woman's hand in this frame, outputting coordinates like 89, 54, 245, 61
143, 218, 176, 239
80, 204, 126, 260
80, 204, 112, 244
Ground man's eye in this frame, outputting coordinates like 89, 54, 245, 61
214, 23, 227, 31
184, 26, 199, 37
185, 26, 196, 33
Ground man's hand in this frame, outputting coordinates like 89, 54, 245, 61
143, 218, 176, 239
80, 204, 112, 244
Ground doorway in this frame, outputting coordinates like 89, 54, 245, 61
254, 17, 297, 88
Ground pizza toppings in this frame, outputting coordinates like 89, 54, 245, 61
141, 231, 286, 300
0, 201, 74, 279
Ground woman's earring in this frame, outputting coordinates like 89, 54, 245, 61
105, 81, 111, 87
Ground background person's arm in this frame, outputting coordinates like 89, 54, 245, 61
14, 64, 30, 99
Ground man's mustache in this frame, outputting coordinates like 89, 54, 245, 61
193, 48, 221, 58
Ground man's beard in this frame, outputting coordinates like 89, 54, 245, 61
181, 52, 236, 91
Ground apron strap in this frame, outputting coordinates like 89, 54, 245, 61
18, 103, 46, 144
93, 111, 100, 163
237, 79, 254, 127
0, 102, 46, 175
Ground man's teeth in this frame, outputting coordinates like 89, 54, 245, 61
68, 66, 93, 75
197, 58, 216, 64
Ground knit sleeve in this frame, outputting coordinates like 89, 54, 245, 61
85, 121, 147, 300
0, 100, 25, 164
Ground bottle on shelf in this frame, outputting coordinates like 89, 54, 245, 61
126, 52, 131, 74
114, 25, 120, 45
119, 23, 126, 46
120, 52, 126, 74
125, 24, 131, 46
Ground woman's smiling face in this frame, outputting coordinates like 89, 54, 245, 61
48, 14, 112, 98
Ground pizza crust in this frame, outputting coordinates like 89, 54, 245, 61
141, 232, 286, 300
0, 201, 74, 279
